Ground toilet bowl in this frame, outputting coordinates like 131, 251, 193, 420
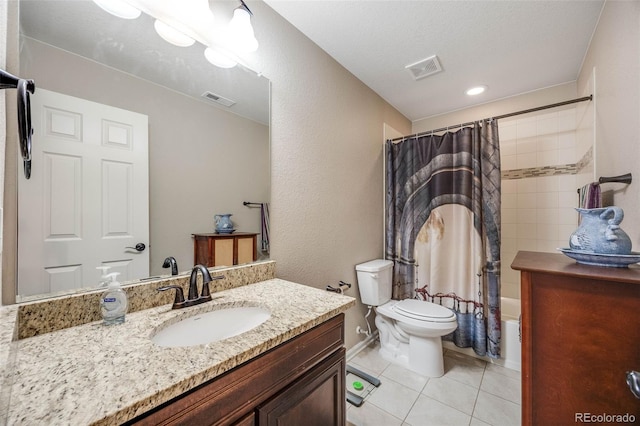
375, 299, 457, 377
356, 259, 458, 377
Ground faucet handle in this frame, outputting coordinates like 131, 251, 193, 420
157, 285, 186, 309
200, 275, 225, 299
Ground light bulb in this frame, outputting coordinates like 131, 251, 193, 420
154, 20, 195, 47
227, 7, 258, 53
92, 0, 141, 19
204, 48, 237, 69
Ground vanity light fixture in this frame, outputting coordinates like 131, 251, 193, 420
92, 0, 141, 20
466, 85, 487, 96
91, 0, 259, 69
204, 47, 238, 69
227, 1, 259, 53
154, 19, 195, 47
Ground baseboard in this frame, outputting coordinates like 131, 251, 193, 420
346, 331, 379, 361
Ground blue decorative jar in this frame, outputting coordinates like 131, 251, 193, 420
569, 207, 632, 254
214, 214, 234, 234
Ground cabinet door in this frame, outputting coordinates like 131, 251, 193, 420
522, 271, 640, 425
237, 236, 255, 264
257, 348, 346, 426
214, 238, 234, 266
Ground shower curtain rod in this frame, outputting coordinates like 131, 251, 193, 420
390, 95, 593, 142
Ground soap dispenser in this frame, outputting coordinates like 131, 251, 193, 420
100, 273, 128, 325
96, 266, 111, 288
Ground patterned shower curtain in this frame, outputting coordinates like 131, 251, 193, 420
385, 120, 502, 358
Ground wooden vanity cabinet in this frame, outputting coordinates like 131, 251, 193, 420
193, 233, 258, 267
512, 251, 640, 426
127, 314, 346, 426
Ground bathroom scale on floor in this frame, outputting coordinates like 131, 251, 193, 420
346, 364, 381, 407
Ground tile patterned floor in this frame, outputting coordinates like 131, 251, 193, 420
346, 342, 521, 426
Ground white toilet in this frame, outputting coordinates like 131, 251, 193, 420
356, 259, 458, 377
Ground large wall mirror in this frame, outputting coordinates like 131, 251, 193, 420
10, 0, 270, 302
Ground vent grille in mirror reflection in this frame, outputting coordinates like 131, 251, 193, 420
202, 91, 236, 107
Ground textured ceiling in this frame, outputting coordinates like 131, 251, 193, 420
20, 1, 604, 124
264, 0, 604, 121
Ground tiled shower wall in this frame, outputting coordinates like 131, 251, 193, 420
499, 106, 593, 299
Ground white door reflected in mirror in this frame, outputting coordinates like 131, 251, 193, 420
18, 89, 149, 297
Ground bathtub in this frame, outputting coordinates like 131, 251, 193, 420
499, 296, 522, 371
442, 296, 521, 371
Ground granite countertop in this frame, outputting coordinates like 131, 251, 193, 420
1, 279, 355, 425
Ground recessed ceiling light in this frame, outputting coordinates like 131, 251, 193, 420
466, 85, 487, 96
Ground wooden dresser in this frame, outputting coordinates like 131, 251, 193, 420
512, 251, 640, 425
193, 232, 258, 267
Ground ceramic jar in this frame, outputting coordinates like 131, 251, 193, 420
569, 207, 632, 254
214, 214, 234, 234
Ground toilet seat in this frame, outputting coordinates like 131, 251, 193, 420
392, 299, 456, 323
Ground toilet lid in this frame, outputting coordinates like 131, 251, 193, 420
394, 299, 456, 322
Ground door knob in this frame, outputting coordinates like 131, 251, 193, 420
626, 371, 640, 399
126, 243, 146, 252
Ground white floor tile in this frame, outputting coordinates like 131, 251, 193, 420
422, 376, 480, 415
473, 391, 521, 426
347, 340, 522, 426
443, 355, 486, 388
350, 344, 391, 376
366, 377, 420, 420
444, 349, 488, 368
469, 417, 492, 426
381, 363, 429, 393
404, 394, 471, 426
347, 401, 403, 426
485, 362, 521, 381
480, 369, 521, 404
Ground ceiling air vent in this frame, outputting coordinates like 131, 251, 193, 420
201, 91, 236, 107
405, 55, 442, 81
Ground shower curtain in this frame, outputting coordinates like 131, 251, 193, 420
385, 120, 502, 358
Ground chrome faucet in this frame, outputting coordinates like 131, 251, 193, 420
158, 264, 224, 309
162, 256, 178, 275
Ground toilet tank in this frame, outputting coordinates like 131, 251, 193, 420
355, 259, 393, 306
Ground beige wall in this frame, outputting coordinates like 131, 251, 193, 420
249, 2, 411, 349
17, 38, 270, 284
578, 0, 640, 245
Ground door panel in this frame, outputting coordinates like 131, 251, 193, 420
18, 89, 149, 296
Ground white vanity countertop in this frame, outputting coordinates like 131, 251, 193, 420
1, 279, 355, 425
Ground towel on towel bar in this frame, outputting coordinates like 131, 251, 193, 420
260, 203, 270, 254
579, 182, 601, 209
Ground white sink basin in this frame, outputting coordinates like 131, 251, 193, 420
151, 306, 271, 348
